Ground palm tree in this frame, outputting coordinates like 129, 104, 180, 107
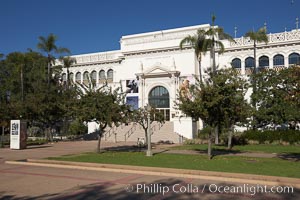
180, 15, 233, 82
60, 56, 76, 89
244, 27, 268, 129
244, 27, 268, 75
206, 14, 234, 74
37, 33, 70, 86
180, 29, 207, 83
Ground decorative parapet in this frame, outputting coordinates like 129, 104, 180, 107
229, 29, 300, 48
122, 30, 196, 45
71, 51, 123, 65
121, 24, 210, 46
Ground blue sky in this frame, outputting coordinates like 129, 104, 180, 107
1, 0, 299, 56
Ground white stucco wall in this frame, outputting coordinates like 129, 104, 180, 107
61, 24, 300, 139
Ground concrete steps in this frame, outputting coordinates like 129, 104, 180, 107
103, 121, 181, 143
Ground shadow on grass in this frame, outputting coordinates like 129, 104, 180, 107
277, 153, 300, 162
102, 145, 141, 152
193, 148, 243, 156
0, 177, 298, 200
24, 145, 52, 150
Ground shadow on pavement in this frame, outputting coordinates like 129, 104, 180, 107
1, 178, 299, 200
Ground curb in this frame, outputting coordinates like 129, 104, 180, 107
5, 159, 300, 188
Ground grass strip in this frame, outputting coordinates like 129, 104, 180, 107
49, 151, 300, 178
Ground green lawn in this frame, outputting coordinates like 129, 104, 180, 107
49, 151, 300, 178
171, 144, 300, 154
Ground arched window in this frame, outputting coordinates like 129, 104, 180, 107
273, 54, 284, 66
107, 69, 113, 82
75, 72, 81, 83
99, 70, 105, 80
91, 71, 97, 83
231, 58, 241, 68
69, 73, 74, 82
245, 57, 255, 68
83, 71, 89, 85
289, 53, 300, 66
259, 56, 269, 67
148, 86, 169, 108
62, 73, 67, 81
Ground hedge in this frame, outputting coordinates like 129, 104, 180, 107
242, 130, 300, 144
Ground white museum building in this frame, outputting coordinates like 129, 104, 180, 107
61, 24, 300, 143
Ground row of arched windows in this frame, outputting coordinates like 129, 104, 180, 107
231, 53, 300, 68
62, 69, 114, 83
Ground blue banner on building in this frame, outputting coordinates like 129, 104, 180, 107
126, 96, 138, 110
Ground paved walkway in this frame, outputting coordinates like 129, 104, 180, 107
0, 141, 294, 162
0, 141, 136, 162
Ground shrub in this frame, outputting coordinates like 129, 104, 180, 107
241, 130, 300, 144
68, 120, 88, 136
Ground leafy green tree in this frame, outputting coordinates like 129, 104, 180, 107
37, 33, 70, 85
253, 67, 300, 129
76, 82, 130, 153
177, 69, 250, 158
0, 51, 48, 144
68, 119, 88, 136
216, 70, 251, 149
24, 66, 66, 141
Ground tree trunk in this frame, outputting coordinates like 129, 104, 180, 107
97, 130, 102, 153
253, 41, 257, 130
228, 126, 233, 149
198, 60, 203, 83
214, 125, 219, 145
0, 126, 4, 148
144, 129, 148, 144
212, 46, 216, 73
21, 64, 24, 102
67, 68, 70, 89
49, 126, 53, 143
47, 56, 51, 86
208, 130, 212, 160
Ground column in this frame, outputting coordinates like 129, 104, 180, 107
269, 56, 274, 69
241, 60, 245, 75
96, 70, 99, 86
284, 55, 289, 68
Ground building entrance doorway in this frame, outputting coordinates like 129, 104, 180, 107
148, 86, 170, 121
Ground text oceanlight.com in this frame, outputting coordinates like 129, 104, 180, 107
124, 183, 294, 196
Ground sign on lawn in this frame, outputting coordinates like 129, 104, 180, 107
10, 120, 27, 149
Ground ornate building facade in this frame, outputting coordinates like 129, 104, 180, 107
61, 24, 300, 142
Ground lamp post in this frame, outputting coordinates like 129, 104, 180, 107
145, 104, 152, 156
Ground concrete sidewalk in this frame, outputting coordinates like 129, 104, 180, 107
0, 140, 136, 162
